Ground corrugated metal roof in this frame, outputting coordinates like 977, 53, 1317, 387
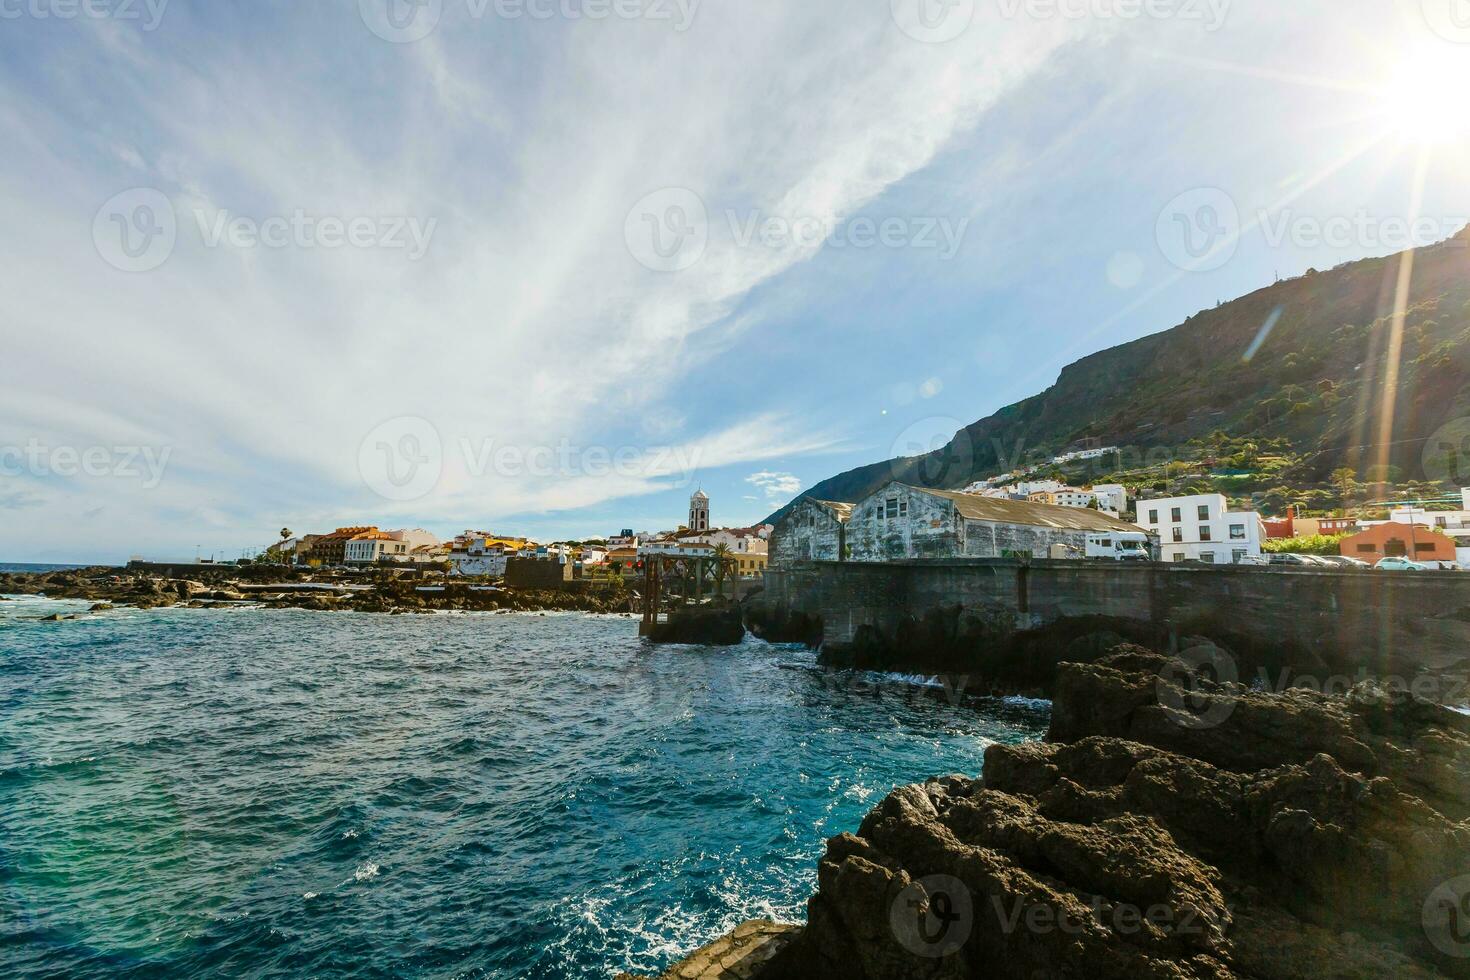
811, 500, 854, 522
911, 487, 1146, 533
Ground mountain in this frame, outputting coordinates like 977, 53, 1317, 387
773, 227, 1470, 521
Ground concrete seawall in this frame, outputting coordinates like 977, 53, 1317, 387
757, 560, 1470, 696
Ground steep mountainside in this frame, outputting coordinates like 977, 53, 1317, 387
775, 228, 1470, 519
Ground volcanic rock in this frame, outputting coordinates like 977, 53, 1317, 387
749, 648, 1470, 980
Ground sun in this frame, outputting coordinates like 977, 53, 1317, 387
1377, 48, 1470, 146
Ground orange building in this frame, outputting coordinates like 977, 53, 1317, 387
1339, 523, 1454, 563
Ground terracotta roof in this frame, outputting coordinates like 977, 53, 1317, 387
908, 486, 1145, 533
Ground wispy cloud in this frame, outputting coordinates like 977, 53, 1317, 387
746, 470, 804, 505
0, 3, 1084, 558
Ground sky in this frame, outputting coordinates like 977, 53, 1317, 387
1, 0, 1468, 563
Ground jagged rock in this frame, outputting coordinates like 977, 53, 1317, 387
617, 921, 802, 980
89, 603, 114, 612
752, 648, 1470, 980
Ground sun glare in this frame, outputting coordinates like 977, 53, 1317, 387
1378, 49, 1470, 146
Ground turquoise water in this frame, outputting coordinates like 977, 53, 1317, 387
0, 596, 1048, 978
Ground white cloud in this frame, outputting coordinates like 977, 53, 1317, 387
746, 470, 804, 504
0, 2, 1082, 558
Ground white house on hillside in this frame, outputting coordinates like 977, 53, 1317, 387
1136, 493, 1265, 564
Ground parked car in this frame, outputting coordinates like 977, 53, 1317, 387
1374, 556, 1432, 572
1315, 555, 1369, 569
1267, 553, 1315, 567
1237, 554, 1271, 567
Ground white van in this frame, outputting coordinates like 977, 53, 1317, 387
1084, 531, 1151, 561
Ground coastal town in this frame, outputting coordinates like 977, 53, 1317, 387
246, 490, 773, 585
235, 468, 1470, 588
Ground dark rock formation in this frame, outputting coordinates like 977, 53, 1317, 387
743, 600, 824, 647
0, 567, 635, 616
644, 604, 746, 645
751, 648, 1470, 979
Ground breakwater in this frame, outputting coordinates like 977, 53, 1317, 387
752, 559, 1470, 700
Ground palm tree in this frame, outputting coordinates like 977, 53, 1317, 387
710, 544, 736, 599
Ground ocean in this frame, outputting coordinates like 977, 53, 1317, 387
0, 563, 110, 574
0, 595, 1048, 979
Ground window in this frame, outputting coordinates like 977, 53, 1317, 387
1200, 527, 1212, 542
1148, 509, 1159, 524
899, 501, 908, 517
1415, 543, 1437, 554
1230, 524, 1246, 540
1198, 505, 1210, 521
1171, 507, 1182, 522
1200, 553, 1216, 563
1232, 549, 1247, 563
1172, 528, 1184, 543
1357, 544, 1376, 554
886, 498, 899, 519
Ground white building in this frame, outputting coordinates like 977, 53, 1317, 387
1030, 488, 1097, 509
388, 528, 440, 550
344, 531, 414, 564
1136, 493, 1265, 564
1091, 484, 1128, 517
640, 540, 714, 558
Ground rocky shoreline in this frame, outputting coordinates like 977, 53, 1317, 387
638, 646, 1470, 979
0, 566, 636, 616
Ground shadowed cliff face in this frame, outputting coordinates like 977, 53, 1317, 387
761, 648, 1470, 980
772, 227, 1470, 523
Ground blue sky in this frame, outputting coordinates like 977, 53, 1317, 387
1, 0, 1467, 563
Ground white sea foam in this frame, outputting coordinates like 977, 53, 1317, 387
353, 863, 379, 882
302, 892, 317, 900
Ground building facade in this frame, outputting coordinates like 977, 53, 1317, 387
1339, 523, 1455, 565
1029, 488, 1097, 509
304, 527, 377, 566
1091, 484, 1128, 516
770, 498, 852, 567
1136, 494, 1265, 564
845, 483, 1146, 562
344, 531, 413, 564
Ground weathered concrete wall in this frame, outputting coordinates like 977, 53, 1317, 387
846, 483, 963, 561
770, 499, 845, 568
962, 519, 1092, 559
761, 559, 1470, 688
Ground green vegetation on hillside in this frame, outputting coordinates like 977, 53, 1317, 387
777, 229, 1470, 521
